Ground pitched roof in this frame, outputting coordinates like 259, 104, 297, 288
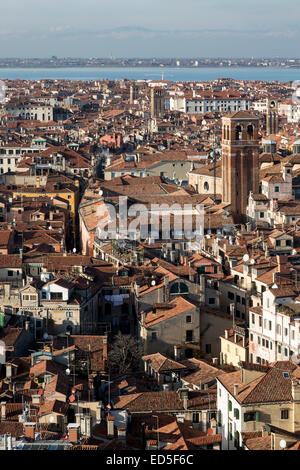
142, 353, 187, 372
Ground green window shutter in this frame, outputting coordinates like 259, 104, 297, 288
228, 400, 232, 411
0, 314, 4, 328
255, 411, 260, 422
234, 408, 239, 419
244, 412, 248, 422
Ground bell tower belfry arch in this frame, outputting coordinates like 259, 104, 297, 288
221, 111, 260, 222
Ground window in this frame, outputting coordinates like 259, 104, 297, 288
186, 330, 193, 342
236, 295, 241, 304
276, 240, 281, 247
252, 313, 255, 324
228, 292, 234, 300
284, 328, 288, 336
244, 411, 260, 422
269, 321, 272, 330
280, 409, 289, 420
275, 186, 279, 193
284, 348, 288, 357
7, 270, 13, 277
208, 298, 215, 305
233, 408, 239, 419
278, 345, 281, 354
259, 316, 262, 327
277, 324, 281, 335
151, 332, 157, 341
186, 315, 192, 323
286, 239, 292, 247
205, 344, 211, 354
50, 292, 63, 300
228, 400, 232, 411
192, 412, 200, 423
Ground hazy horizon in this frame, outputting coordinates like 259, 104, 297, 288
1, 0, 300, 58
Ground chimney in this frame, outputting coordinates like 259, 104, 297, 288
107, 414, 115, 439
96, 402, 102, 423
31, 394, 41, 405
233, 384, 239, 396
292, 379, 300, 401
6, 364, 12, 379
164, 275, 170, 303
174, 344, 182, 361
212, 357, 218, 365
230, 303, 235, 325
68, 423, 80, 442
199, 275, 205, 304
24, 422, 36, 440
117, 426, 126, 441
1, 402, 6, 420
210, 418, 217, 435
7, 434, 12, 450
224, 329, 229, 339
183, 395, 188, 410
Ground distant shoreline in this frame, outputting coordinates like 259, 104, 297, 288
0, 65, 299, 69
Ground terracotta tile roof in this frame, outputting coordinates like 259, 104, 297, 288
39, 399, 68, 416
218, 362, 300, 405
244, 435, 271, 450
144, 296, 196, 327
142, 353, 187, 372
113, 390, 216, 412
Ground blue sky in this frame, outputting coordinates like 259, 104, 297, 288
1, 0, 299, 58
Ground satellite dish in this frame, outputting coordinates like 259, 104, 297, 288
151, 280, 156, 286
65, 368, 71, 376
243, 254, 249, 262
280, 439, 287, 449
99, 190, 103, 196
250, 259, 255, 265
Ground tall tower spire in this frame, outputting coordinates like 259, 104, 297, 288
221, 111, 260, 222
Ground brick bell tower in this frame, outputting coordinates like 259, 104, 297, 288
221, 111, 260, 223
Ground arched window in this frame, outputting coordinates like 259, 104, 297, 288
235, 125, 242, 141
247, 124, 254, 140
204, 181, 209, 191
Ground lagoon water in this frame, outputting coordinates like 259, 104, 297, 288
0, 67, 299, 82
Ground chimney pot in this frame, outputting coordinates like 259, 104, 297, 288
107, 414, 115, 439
1, 401, 6, 420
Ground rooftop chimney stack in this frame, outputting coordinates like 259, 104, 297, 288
67, 423, 80, 442
233, 384, 239, 397
107, 414, 115, 439
174, 344, 182, 361
1, 402, 6, 420
24, 422, 36, 440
